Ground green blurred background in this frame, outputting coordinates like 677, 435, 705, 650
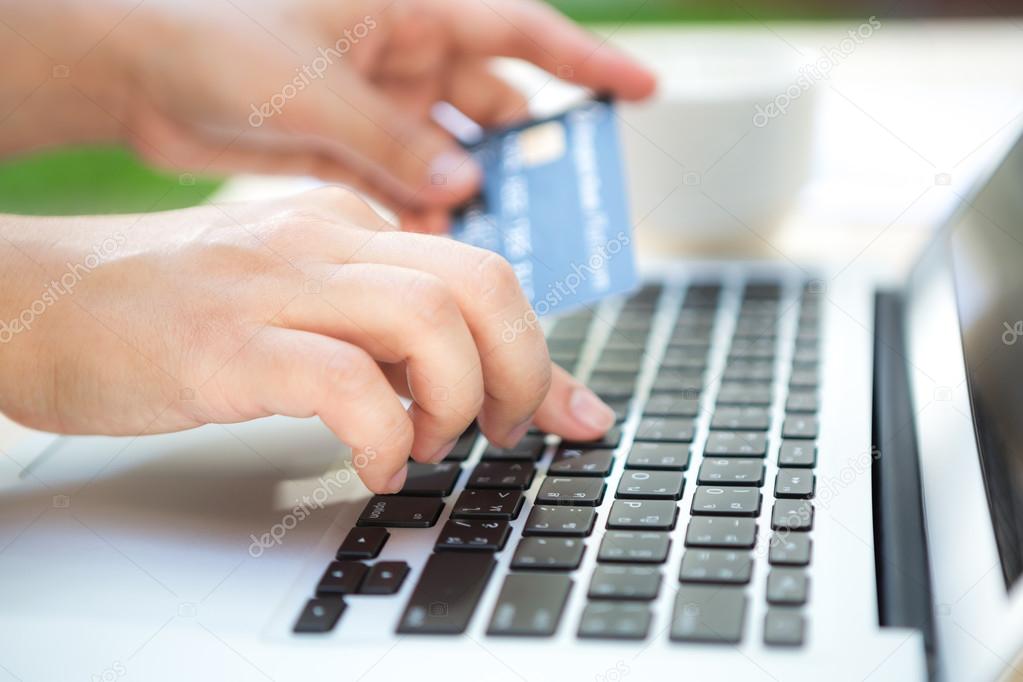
0, 0, 1008, 216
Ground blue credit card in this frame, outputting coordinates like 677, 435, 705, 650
451, 98, 638, 316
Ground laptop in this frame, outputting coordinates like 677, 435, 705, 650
2, 130, 1023, 682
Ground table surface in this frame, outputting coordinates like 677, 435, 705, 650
3, 18, 1023, 451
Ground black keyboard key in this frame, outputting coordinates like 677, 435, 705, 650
704, 431, 767, 457
643, 393, 701, 418
482, 434, 547, 461
360, 561, 410, 595
670, 585, 746, 643
317, 561, 368, 595
775, 469, 816, 498
435, 519, 510, 551
604, 397, 632, 423
786, 391, 818, 413
523, 505, 597, 536
723, 360, 774, 382
294, 597, 346, 633
549, 317, 591, 340
769, 532, 812, 565
662, 343, 710, 362
743, 283, 781, 300
578, 602, 651, 640
550, 447, 615, 477
397, 553, 495, 634
587, 373, 638, 400
659, 355, 707, 372
511, 536, 585, 570
451, 489, 524, 520
487, 573, 573, 637
595, 351, 644, 373
789, 368, 818, 388
767, 569, 809, 605
625, 442, 690, 470
711, 406, 771, 431
606, 500, 678, 530
729, 338, 776, 360
682, 284, 721, 308
615, 470, 685, 500
563, 424, 623, 448
336, 527, 389, 560
778, 441, 817, 467
697, 457, 765, 486
772, 500, 814, 530
782, 415, 819, 439
448, 425, 479, 461
537, 477, 606, 506
635, 417, 695, 443
588, 565, 662, 600
651, 372, 703, 393
793, 345, 819, 366
399, 461, 462, 497
467, 461, 535, 490
604, 329, 647, 350
357, 496, 444, 528
685, 517, 757, 548
764, 608, 805, 646
598, 530, 671, 563
716, 381, 773, 406
679, 549, 753, 584
691, 486, 761, 516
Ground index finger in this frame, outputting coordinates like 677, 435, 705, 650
427, 0, 657, 100
346, 232, 550, 445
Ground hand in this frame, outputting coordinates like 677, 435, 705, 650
0, 188, 615, 492
0, 0, 655, 230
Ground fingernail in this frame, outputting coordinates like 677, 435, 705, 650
570, 387, 615, 432
385, 465, 407, 494
428, 150, 481, 190
428, 438, 458, 464
505, 420, 531, 446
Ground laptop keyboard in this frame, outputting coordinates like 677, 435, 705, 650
293, 278, 821, 647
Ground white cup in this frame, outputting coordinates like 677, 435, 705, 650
617, 34, 817, 252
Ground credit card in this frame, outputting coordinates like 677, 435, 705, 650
451, 98, 638, 316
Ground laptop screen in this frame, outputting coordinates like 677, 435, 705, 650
948, 132, 1023, 588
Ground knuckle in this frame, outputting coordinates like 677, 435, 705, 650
471, 251, 520, 305
405, 272, 459, 327
521, 356, 553, 398
321, 344, 375, 397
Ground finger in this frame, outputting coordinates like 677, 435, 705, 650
429, 0, 656, 100
445, 61, 530, 128
372, 8, 448, 81
291, 70, 482, 209
343, 232, 555, 446
128, 112, 416, 218
230, 326, 413, 494
280, 262, 484, 463
531, 364, 616, 439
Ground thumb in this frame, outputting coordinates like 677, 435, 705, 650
294, 72, 481, 210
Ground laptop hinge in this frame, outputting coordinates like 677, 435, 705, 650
872, 291, 937, 677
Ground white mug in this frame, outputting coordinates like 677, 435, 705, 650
617, 33, 818, 251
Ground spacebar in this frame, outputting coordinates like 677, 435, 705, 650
397, 553, 496, 634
